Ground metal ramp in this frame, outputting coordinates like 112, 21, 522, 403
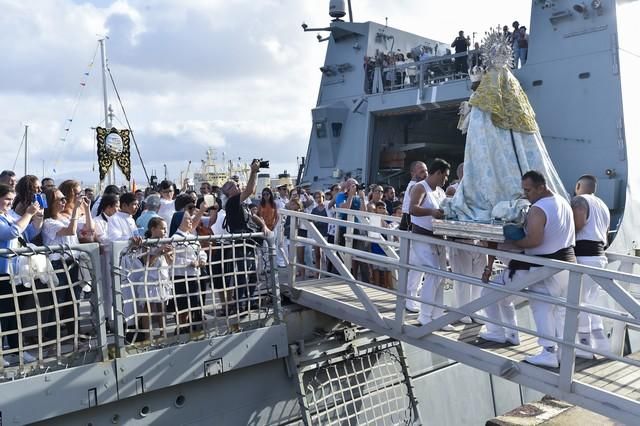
281, 210, 640, 425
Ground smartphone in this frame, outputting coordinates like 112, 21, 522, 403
34, 193, 48, 209
203, 194, 215, 208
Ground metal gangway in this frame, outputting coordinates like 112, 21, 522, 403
281, 208, 640, 424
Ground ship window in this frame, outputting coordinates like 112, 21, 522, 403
331, 122, 343, 137
315, 121, 327, 138
532, 80, 543, 87
579, 72, 591, 79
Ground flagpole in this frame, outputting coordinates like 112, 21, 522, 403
24, 125, 28, 176
99, 37, 112, 186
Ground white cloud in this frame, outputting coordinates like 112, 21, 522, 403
0, 0, 532, 187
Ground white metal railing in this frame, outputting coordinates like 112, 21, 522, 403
110, 233, 281, 357
0, 233, 282, 375
372, 49, 479, 94
280, 208, 640, 420
0, 243, 107, 379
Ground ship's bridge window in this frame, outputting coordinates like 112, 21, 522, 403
331, 122, 343, 137
315, 121, 327, 138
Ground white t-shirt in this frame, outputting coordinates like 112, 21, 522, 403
401, 181, 417, 214
43, 217, 80, 260
410, 181, 446, 231
107, 212, 137, 242
575, 194, 610, 244
525, 194, 575, 256
210, 209, 227, 235
158, 199, 175, 225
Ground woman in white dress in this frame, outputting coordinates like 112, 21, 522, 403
93, 194, 120, 327
42, 188, 90, 336
58, 179, 94, 243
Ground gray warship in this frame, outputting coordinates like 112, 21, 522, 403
2, 1, 640, 425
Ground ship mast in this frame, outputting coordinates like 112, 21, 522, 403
23, 125, 28, 176
99, 37, 115, 186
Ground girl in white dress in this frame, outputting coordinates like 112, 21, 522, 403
137, 217, 174, 340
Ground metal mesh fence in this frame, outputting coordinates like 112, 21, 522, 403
303, 346, 416, 426
114, 234, 278, 351
0, 246, 102, 378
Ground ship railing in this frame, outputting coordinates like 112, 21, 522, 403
110, 232, 281, 357
0, 242, 107, 380
376, 49, 479, 93
281, 209, 640, 416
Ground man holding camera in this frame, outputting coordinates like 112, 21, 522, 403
221, 159, 263, 233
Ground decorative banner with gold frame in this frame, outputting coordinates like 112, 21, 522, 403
96, 127, 131, 181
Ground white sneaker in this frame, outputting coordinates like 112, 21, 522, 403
525, 348, 559, 368
592, 336, 610, 353
440, 324, 455, 332
22, 351, 37, 364
459, 316, 473, 324
405, 303, 420, 313
478, 330, 506, 344
576, 338, 595, 360
505, 332, 520, 346
2, 357, 9, 367
417, 316, 431, 326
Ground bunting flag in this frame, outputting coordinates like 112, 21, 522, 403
96, 127, 131, 181
51, 42, 99, 175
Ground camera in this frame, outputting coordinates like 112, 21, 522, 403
253, 159, 270, 169
358, 183, 367, 190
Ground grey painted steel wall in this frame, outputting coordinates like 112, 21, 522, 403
302, 0, 638, 250
33, 358, 303, 426
519, 0, 629, 232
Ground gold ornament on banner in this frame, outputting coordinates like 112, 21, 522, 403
96, 127, 131, 181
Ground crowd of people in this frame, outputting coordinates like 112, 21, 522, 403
363, 20, 528, 93
0, 148, 610, 369
0, 160, 276, 364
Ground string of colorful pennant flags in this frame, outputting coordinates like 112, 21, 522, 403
51, 42, 100, 174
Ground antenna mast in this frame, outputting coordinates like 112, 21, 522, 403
99, 38, 113, 185
24, 125, 28, 175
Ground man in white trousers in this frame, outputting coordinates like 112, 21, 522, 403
403, 161, 428, 311
571, 175, 611, 358
508, 171, 576, 368
408, 159, 452, 330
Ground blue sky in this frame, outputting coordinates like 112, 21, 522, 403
1, 1, 537, 187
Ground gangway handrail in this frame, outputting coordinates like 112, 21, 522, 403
283, 210, 640, 287
280, 209, 640, 423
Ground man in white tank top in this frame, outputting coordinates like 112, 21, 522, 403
400, 161, 428, 231
407, 159, 453, 330
572, 175, 611, 358
509, 171, 576, 368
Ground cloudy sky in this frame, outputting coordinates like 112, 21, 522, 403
0, 0, 632, 188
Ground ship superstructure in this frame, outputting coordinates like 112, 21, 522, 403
301, 0, 639, 253
192, 148, 250, 189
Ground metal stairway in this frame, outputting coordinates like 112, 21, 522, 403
281, 210, 640, 425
